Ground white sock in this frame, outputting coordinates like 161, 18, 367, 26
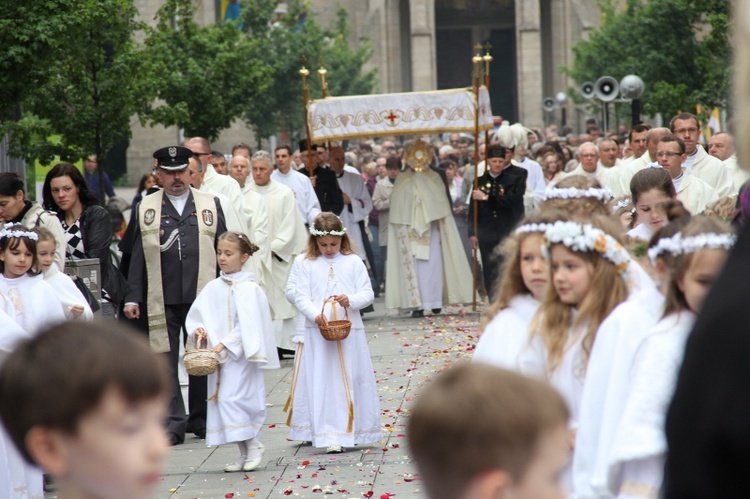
237, 440, 248, 461
246, 438, 263, 461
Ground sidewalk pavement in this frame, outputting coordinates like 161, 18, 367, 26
47, 297, 483, 499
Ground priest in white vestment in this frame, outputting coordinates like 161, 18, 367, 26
614, 128, 670, 197
567, 142, 621, 195
184, 136, 248, 215
328, 148, 374, 264
271, 145, 321, 226
670, 114, 733, 197
385, 140, 473, 315
656, 136, 718, 215
246, 151, 308, 352
709, 132, 749, 192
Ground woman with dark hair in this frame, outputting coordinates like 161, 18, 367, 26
132, 172, 157, 207
0, 172, 67, 271
43, 163, 128, 319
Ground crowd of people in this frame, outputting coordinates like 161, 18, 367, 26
0, 108, 746, 498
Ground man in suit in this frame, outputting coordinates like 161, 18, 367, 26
298, 140, 344, 215
468, 144, 527, 301
123, 145, 227, 445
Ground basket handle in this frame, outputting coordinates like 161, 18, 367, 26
322, 297, 349, 321
194, 332, 207, 349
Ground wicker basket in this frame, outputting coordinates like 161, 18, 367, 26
183, 336, 220, 376
319, 298, 352, 342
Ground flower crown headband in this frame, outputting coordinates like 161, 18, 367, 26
515, 222, 554, 235
0, 223, 38, 241
543, 221, 631, 275
647, 232, 736, 264
309, 226, 347, 237
611, 197, 632, 213
542, 186, 613, 203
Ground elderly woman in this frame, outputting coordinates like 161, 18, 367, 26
0, 172, 67, 271
43, 163, 128, 319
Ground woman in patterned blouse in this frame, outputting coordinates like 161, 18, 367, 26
42, 163, 128, 319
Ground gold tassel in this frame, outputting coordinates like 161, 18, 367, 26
347, 401, 354, 433
283, 393, 292, 413
206, 366, 220, 402
286, 407, 294, 427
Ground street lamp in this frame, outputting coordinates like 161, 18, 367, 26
619, 75, 645, 126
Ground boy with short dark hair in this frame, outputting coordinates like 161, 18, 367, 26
408, 362, 570, 499
0, 322, 171, 499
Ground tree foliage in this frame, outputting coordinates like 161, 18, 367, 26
566, 0, 730, 120
0, 0, 153, 198
241, 0, 377, 143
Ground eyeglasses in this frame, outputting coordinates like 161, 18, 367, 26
580, 154, 598, 159
193, 151, 211, 157
656, 151, 681, 158
674, 127, 699, 135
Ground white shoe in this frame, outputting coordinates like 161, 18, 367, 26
243, 442, 265, 471
224, 462, 243, 473
326, 445, 344, 454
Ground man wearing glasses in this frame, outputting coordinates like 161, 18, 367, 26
656, 135, 717, 214
669, 113, 733, 197
568, 142, 620, 195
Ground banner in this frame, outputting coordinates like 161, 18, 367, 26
308, 87, 493, 142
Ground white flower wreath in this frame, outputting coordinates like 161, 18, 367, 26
543, 221, 631, 275
0, 223, 39, 241
611, 197, 632, 213
309, 226, 347, 237
647, 232, 736, 264
515, 222, 554, 235
542, 186, 613, 203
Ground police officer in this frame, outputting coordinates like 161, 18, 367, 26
468, 144, 527, 301
123, 146, 227, 445
298, 140, 344, 215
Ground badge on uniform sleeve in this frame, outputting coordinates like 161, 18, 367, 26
201, 209, 214, 226
144, 209, 156, 225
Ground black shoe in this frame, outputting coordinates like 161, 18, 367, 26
193, 427, 206, 439
431, 308, 442, 314
167, 432, 184, 446
411, 310, 424, 318
278, 347, 295, 360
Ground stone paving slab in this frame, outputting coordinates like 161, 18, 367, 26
45, 298, 483, 499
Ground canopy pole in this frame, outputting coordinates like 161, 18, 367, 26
471, 46, 483, 312
300, 58, 314, 176
483, 45, 493, 149
318, 58, 332, 150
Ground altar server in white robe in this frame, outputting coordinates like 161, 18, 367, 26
184, 136, 247, 215
328, 147, 373, 263
188, 156, 268, 281
655, 135, 718, 215
567, 142, 622, 196
246, 151, 308, 352
385, 140, 473, 315
710, 132, 749, 192
271, 145, 321, 226
186, 232, 278, 473
287, 213, 380, 453
607, 217, 734, 498
0, 298, 39, 499
670, 113, 733, 197
35, 227, 93, 321
614, 128, 670, 197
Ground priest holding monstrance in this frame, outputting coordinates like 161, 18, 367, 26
385, 139, 473, 317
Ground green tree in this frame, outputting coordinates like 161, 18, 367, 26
1, 0, 155, 203
241, 0, 377, 144
138, 0, 273, 141
566, 0, 730, 120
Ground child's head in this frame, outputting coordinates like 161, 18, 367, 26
33, 227, 57, 272
217, 231, 258, 274
408, 363, 569, 499
0, 322, 171, 499
630, 167, 676, 232
648, 215, 734, 315
645, 200, 692, 289
306, 212, 354, 259
608, 195, 634, 230
539, 175, 612, 217
0, 223, 40, 278
534, 215, 630, 372
480, 210, 563, 332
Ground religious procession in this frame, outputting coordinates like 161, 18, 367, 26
1, 1, 749, 498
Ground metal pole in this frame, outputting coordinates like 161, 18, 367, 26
471, 46, 483, 311
631, 98, 641, 127
299, 58, 314, 176
318, 59, 332, 150
483, 45, 493, 148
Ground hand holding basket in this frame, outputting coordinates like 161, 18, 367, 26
183, 334, 220, 376
318, 297, 352, 341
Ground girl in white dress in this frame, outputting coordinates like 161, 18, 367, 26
0, 224, 65, 334
608, 216, 735, 498
34, 227, 93, 321
520, 215, 631, 491
287, 212, 380, 454
186, 232, 278, 473
626, 168, 676, 242
473, 211, 559, 370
